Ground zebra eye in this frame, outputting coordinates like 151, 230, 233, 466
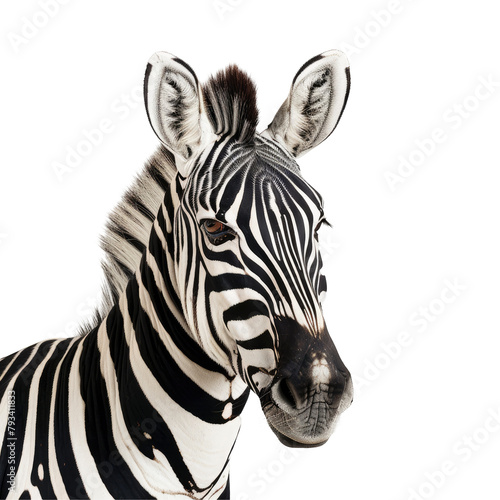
202, 219, 235, 245
314, 217, 331, 241
203, 219, 227, 235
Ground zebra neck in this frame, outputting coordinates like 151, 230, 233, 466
91, 225, 249, 495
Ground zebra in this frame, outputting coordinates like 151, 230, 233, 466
0, 49, 353, 499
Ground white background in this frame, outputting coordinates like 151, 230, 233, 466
1, 1, 499, 499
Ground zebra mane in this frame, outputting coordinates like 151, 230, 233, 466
202, 65, 259, 144
78, 145, 176, 335
78, 65, 258, 335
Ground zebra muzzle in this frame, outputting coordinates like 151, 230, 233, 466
260, 317, 352, 448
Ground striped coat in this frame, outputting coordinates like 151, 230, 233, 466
0, 50, 352, 499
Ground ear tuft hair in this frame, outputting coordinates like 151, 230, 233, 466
202, 65, 259, 144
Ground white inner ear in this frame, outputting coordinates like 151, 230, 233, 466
144, 52, 208, 174
157, 70, 201, 159
287, 66, 336, 156
265, 50, 350, 158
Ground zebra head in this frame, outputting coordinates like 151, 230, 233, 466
144, 51, 353, 448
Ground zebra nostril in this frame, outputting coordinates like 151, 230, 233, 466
277, 378, 297, 410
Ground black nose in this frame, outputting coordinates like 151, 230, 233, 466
271, 317, 352, 412
276, 377, 300, 409
272, 365, 349, 412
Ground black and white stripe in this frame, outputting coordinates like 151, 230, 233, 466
0, 49, 353, 498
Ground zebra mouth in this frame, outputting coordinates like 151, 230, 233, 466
259, 388, 338, 448
267, 420, 331, 449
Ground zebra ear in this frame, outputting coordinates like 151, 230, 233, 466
144, 52, 210, 177
263, 50, 350, 158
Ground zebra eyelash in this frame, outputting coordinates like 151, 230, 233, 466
314, 217, 331, 240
